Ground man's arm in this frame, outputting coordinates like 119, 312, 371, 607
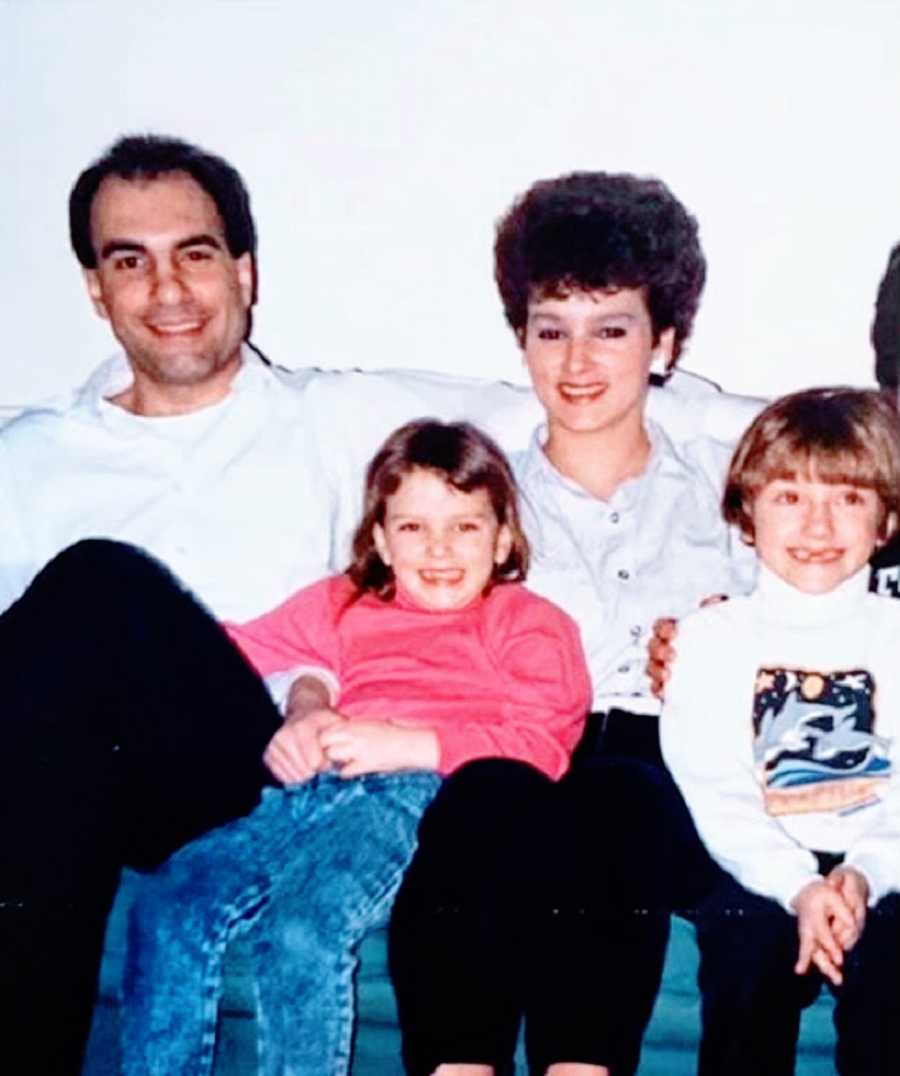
646, 371, 766, 446
291, 365, 764, 570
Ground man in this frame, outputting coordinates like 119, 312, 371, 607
1, 134, 520, 1074
870, 240, 900, 597
2, 136, 540, 621
0, 134, 756, 1073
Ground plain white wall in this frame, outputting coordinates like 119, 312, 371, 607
3, 0, 900, 406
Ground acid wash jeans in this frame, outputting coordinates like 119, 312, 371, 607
121, 769, 442, 1076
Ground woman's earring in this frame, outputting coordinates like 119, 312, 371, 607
649, 349, 668, 376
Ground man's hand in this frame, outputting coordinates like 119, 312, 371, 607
318, 720, 439, 778
825, 866, 869, 950
647, 618, 678, 699
263, 706, 346, 785
792, 879, 857, 985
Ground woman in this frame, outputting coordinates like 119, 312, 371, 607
390, 171, 754, 1076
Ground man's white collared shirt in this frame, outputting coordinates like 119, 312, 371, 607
0, 352, 761, 634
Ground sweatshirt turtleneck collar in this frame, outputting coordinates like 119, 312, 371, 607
755, 562, 870, 627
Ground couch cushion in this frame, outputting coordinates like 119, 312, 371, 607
85, 872, 837, 1074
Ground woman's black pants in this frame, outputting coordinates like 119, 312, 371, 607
390, 712, 719, 1075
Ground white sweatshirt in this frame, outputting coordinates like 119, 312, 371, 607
661, 564, 900, 912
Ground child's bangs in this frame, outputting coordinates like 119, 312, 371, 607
755, 437, 880, 492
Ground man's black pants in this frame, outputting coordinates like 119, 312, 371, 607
0, 540, 281, 1074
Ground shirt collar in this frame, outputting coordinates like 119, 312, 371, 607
73, 344, 268, 426
521, 418, 672, 508
755, 562, 871, 626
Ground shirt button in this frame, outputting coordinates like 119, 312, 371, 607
630, 625, 642, 638
618, 569, 630, 580
618, 664, 630, 674
610, 512, 620, 523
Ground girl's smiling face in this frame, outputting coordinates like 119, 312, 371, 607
750, 476, 887, 594
373, 467, 512, 611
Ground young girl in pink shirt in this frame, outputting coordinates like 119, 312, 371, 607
122, 419, 590, 1076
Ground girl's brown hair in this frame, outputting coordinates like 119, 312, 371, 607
348, 419, 530, 600
723, 387, 900, 544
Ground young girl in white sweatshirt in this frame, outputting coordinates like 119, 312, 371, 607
661, 386, 900, 1076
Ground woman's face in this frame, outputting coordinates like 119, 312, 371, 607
522, 287, 673, 449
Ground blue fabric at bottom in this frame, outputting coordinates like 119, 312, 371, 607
86, 893, 839, 1075
120, 770, 441, 1076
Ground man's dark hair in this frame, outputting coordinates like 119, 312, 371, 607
69, 134, 257, 268
494, 171, 706, 364
872, 242, 900, 392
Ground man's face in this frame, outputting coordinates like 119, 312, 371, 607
522, 287, 674, 449
84, 172, 254, 407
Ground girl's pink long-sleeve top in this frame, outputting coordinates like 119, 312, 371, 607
226, 575, 590, 780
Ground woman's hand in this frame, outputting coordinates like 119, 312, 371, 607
647, 617, 678, 699
647, 596, 727, 699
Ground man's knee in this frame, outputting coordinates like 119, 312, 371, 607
35, 539, 164, 601
49, 537, 139, 573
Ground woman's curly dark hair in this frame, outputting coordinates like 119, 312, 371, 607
494, 171, 706, 365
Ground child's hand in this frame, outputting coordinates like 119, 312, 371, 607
825, 866, 869, 950
792, 879, 857, 985
318, 720, 439, 777
264, 707, 346, 785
